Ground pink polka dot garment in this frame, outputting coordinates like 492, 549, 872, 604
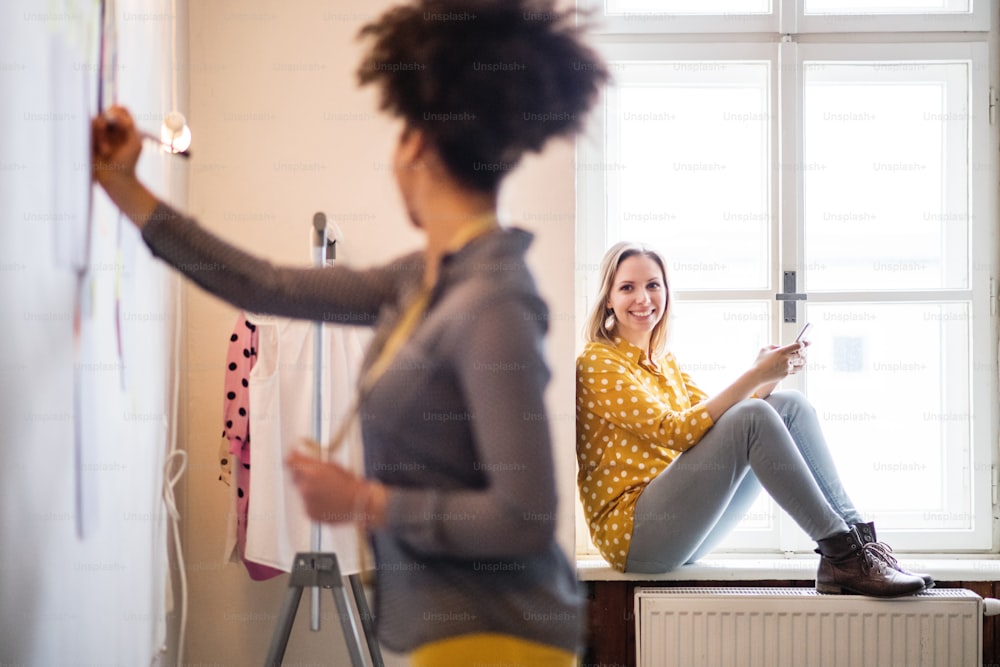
222, 314, 282, 581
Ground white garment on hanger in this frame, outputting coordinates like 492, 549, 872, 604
243, 314, 371, 575
223, 464, 238, 564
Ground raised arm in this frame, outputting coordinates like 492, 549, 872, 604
93, 106, 417, 321
141, 203, 416, 322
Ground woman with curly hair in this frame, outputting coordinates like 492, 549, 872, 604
92, 1, 607, 663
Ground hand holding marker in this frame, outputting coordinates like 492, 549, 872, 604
102, 110, 192, 158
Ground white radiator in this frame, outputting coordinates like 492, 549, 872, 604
635, 587, 983, 667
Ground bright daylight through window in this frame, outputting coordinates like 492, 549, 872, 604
576, 0, 996, 555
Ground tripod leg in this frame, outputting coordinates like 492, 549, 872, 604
330, 578, 367, 666
264, 585, 304, 667
261, 553, 373, 667
349, 574, 384, 667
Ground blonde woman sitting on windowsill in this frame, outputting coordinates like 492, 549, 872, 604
575, 241, 932, 598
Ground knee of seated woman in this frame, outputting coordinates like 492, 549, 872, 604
724, 397, 789, 431
730, 397, 778, 418
766, 389, 816, 416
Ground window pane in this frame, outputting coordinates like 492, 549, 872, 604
614, 62, 771, 290
804, 302, 971, 529
804, 0, 970, 14
667, 301, 771, 396
803, 62, 970, 291
607, 0, 770, 15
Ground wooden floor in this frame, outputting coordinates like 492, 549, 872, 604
583, 579, 1000, 667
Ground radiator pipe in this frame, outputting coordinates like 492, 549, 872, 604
983, 597, 1000, 617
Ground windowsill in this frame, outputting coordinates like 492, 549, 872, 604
576, 554, 1000, 582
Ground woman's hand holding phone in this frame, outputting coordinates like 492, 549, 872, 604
790, 322, 811, 372
754, 343, 802, 383
752, 324, 812, 395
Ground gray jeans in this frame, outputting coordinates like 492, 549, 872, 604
625, 390, 865, 573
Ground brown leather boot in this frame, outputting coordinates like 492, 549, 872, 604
815, 528, 926, 597
853, 521, 935, 589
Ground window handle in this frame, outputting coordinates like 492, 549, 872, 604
775, 270, 807, 323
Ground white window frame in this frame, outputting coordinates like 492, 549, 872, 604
574, 3, 999, 557
793, 1, 989, 33
584, 0, 989, 34
783, 40, 995, 552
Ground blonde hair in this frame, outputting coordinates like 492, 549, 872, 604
584, 241, 671, 359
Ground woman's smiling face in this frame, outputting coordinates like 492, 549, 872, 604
607, 254, 667, 350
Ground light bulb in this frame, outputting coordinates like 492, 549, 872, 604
160, 111, 192, 154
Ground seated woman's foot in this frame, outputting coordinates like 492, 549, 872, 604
853, 521, 935, 589
815, 528, 926, 597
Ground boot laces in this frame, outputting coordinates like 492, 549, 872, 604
859, 542, 889, 574
866, 540, 901, 569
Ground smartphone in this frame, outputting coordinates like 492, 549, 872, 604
794, 322, 812, 343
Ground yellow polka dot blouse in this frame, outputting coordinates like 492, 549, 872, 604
576, 337, 715, 571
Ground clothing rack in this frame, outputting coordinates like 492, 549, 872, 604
265, 213, 382, 666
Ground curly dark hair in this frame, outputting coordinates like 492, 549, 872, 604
357, 0, 609, 193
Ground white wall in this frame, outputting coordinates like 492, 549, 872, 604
0, 1, 186, 665
181, 0, 579, 663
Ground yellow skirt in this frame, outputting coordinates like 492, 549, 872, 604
410, 632, 577, 667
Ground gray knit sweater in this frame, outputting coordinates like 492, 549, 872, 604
142, 203, 584, 653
